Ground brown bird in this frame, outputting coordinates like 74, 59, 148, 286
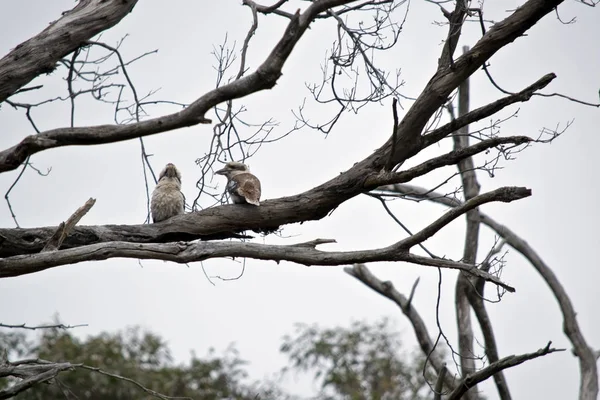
215, 162, 261, 206
151, 163, 185, 222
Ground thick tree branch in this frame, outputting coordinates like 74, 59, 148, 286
0, 237, 514, 291
0, 0, 138, 104
0, 0, 358, 174
447, 342, 564, 400
376, 183, 599, 400
371, 0, 566, 168
344, 264, 457, 391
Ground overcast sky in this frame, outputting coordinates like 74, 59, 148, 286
1, 1, 599, 399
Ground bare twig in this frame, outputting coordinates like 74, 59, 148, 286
42, 198, 96, 252
0, 323, 87, 330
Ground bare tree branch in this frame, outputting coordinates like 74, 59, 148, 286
42, 198, 96, 252
380, 0, 567, 166
0, 236, 514, 291
395, 186, 530, 251
0, 0, 360, 174
433, 362, 448, 400
369, 135, 531, 188
0, 0, 138, 103
376, 182, 599, 400
447, 342, 564, 400
422, 73, 555, 148
344, 264, 457, 391
0, 323, 87, 330
0, 358, 190, 400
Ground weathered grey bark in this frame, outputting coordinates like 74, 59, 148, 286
452, 47, 511, 400
0, 0, 138, 104
377, 183, 599, 400
453, 53, 480, 400
447, 343, 562, 400
0, 186, 529, 291
0, 137, 531, 258
0, 0, 565, 176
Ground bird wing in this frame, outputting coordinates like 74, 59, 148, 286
232, 173, 261, 205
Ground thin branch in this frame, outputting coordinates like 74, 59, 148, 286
0, 323, 87, 330
376, 182, 599, 400
42, 198, 96, 252
395, 186, 530, 251
0, 0, 360, 174
367, 135, 532, 188
421, 73, 555, 148
447, 342, 564, 400
386, 97, 399, 170
433, 362, 447, 400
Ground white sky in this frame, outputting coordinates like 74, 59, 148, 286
0, 1, 598, 399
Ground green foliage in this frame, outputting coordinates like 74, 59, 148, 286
280, 318, 435, 400
1, 318, 435, 400
1, 327, 269, 400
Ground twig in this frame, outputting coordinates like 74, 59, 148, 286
386, 98, 399, 170
42, 198, 96, 252
0, 323, 87, 330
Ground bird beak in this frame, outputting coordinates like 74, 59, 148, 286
215, 167, 227, 175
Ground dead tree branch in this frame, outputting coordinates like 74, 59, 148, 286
0, 323, 87, 330
376, 182, 599, 400
0, 237, 513, 291
344, 264, 457, 392
0, 0, 360, 174
0, 0, 137, 103
41, 198, 96, 252
447, 342, 564, 400
0, 358, 189, 400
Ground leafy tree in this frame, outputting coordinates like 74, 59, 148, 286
1, 327, 266, 400
1, 318, 435, 400
280, 318, 438, 400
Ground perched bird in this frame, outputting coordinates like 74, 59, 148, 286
151, 163, 184, 222
215, 161, 261, 206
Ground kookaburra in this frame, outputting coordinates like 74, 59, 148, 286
215, 162, 261, 206
151, 163, 185, 223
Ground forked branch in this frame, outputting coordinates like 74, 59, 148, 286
447, 342, 563, 400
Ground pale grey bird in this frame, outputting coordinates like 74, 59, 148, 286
215, 162, 261, 206
151, 163, 184, 222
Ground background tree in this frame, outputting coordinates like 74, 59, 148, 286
0, 1, 598, 399
1, 318, 431, 400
